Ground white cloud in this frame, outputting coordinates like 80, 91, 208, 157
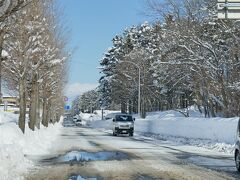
65, 83, 98, 98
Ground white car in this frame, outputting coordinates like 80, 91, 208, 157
111, 114, 135, 136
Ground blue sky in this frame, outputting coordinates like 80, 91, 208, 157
58, 0, 152, 98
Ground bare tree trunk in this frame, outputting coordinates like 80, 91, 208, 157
209, 99, 216, 117
56, 111, 60, 122
0, 31, 4, 102
121, 101, 126, 113
140, 96, 146, 118
29, 73, 38, 130
19, 78, 26, 133
140, 87, 146, 119
167, 90, 173, 110
128, 99, 132, 114
221, 86, 229, 117
35, 88, 41, 129
47, 102, 51, 124
42, 97, 48, 127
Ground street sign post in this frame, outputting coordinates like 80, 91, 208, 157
218, 0, 240, 19
4, 100, 7, 111
63, 96, 70, 111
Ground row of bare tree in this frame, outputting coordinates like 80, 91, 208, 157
0, 0, 69, 133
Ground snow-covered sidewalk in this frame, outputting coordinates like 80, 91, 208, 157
0, 111, 63, 180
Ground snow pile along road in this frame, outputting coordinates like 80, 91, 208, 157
80, 112, 101, 121
89, 108, 239, 154
134, 110, 238, 144
0, 112, 63, 180
79, 110, 120, 122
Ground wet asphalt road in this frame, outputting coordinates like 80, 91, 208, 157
25, 118, 240, 180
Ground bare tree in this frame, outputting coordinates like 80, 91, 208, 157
0, 0, 33, 99
3, 0, 69, 132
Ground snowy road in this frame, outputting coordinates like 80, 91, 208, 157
25, 119, 240, 180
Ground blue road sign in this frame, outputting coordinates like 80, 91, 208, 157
64, 105, 70, 110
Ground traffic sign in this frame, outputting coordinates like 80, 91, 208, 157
64, 96, 68, 102
64, 105, 70, 110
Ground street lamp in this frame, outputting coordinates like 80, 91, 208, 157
119, 60, 141, 116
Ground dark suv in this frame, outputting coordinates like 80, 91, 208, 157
235, 118, 240, 171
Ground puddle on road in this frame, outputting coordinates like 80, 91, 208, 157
60, 151, 128, 162
42, 151, 129, 164
68, 174, 103, 180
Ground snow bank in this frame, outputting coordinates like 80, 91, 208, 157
0, 111, 18, 124
89, 109, 239, 154
80, 112, 101, 121
135, 110, 238, 144
0, 112, 63, 180
79, 110, 120, 122
94, 110, 120, 117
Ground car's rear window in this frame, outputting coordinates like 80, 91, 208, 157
116, 115, 133, 122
